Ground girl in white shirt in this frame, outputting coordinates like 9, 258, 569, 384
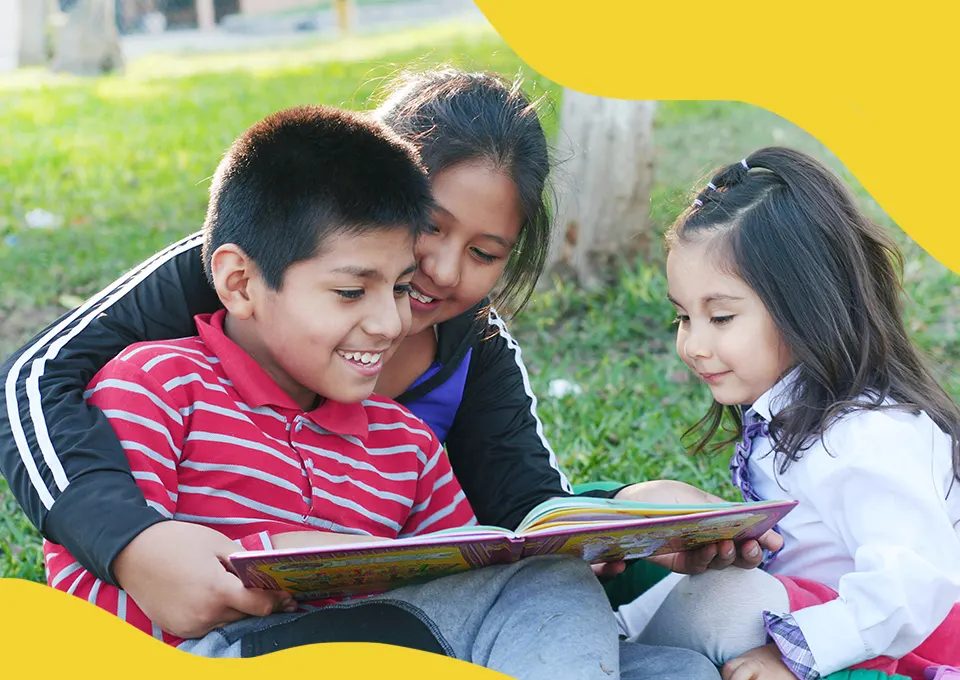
618, 147, 960, 680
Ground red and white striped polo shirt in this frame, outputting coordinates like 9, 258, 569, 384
44, 309, 476, 646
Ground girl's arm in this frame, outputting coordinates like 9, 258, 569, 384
0, 232, 220, 584
442, 309, 580, 530
767, 409, 960, 678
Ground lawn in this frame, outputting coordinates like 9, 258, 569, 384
2, 18, 958, 581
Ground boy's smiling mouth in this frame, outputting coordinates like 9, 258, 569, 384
336, 349, 386, 375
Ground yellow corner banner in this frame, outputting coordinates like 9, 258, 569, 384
2, 1, 957, 678
475, 0, 960, 275
0, 578, 507, 678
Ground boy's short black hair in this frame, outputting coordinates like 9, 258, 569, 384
201, 105, 434, 289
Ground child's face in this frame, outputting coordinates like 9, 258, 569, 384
407, 161, 523, 334
237, 228, 416, 408
666, 239, 793, 407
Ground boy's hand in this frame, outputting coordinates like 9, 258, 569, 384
113, 521, 297, 639
722, 644, 797, 680
613, 480, 783, 574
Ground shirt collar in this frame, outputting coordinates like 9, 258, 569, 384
748, 365, 801, 423
195, 310, 369, 440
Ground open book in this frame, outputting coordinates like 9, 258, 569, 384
226, 496, 797, 600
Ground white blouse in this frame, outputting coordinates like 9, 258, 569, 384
746, 371, 960, 675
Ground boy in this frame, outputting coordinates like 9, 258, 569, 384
43, 106, 621, 678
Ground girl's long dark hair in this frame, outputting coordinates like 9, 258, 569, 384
373, 68, 552, 317
666, 146, 960, 481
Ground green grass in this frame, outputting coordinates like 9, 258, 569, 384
2, 19, 958, 580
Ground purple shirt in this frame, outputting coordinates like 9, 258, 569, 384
403, 348, 474, 443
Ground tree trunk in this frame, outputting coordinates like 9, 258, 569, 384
0, 0, 20, 72
51, 0, 123, 75
196, 0, 216, 30
19, 0, 49, 66
335, 0, 355, 35
547, 91, 656, 290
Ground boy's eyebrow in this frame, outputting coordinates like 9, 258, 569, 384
333, 264, 417, 281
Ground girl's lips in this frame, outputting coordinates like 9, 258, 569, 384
409, 283, 443, 312
698, 371, 731, 384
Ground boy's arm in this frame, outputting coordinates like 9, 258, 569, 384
401, 439, 476, 536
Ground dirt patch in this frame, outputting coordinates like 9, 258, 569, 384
0, 304, 67, 364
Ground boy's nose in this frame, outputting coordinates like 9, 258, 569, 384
365, 294, 406, 341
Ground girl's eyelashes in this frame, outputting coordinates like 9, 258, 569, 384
670, 313, 734, 325
394, 283, 412, 297
471, 247, 499, 264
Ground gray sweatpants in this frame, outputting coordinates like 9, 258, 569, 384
634, 567, 791, 666
178, 555, 719, 680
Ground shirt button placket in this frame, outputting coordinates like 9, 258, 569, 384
288, 415, 312, 513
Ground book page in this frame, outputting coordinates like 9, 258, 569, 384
518, 502, 794, 563
515, 495, 746, 534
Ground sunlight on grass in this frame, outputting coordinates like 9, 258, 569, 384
0, 20, 496, 93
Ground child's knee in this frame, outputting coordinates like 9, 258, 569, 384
510, 556, 611, 610
641, 567, 789, 664
673, 567, 789, 616
518, 555, 602, 590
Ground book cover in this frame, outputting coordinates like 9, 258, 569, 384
227, 497, 796, 600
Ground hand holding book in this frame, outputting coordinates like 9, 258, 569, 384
611, 480, 784, 574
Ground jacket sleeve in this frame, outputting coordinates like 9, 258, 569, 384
0, 232, 220, 585
442, 309, 582, 531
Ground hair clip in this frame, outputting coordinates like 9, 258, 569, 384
706, 182, 718, 191
740, 159, 750, 170
692, 199, 703, 208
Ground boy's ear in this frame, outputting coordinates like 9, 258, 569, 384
210, 244, 258, 319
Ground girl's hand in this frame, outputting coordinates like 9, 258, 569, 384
614, 480, 784, 574
591, 560, 627, 579
722, 643, 797, 680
